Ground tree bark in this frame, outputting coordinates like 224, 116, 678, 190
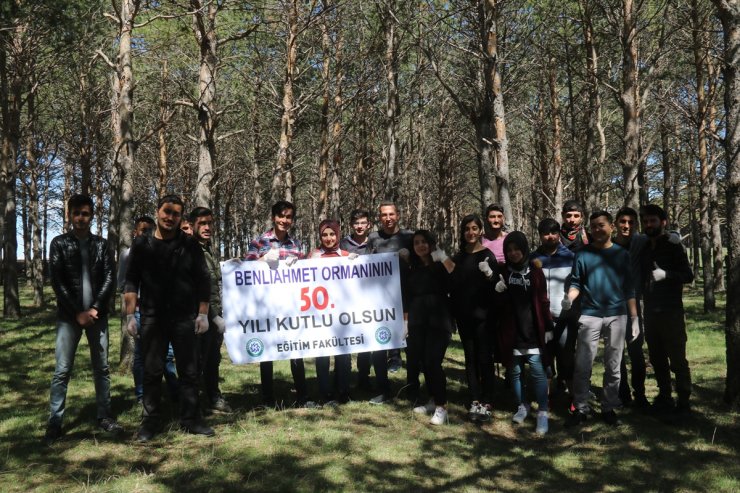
621, 0, 641, 211
381, 0, 400, 202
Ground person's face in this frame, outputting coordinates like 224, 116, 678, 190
134, 221, 153, 238
321, 227, 338, 250
505, 243, 524, 265
487, 210, 505, 230
351, 216, 370, 237
69, 205, 92, 235
616, 214, 637, 239
379, 205, 399, 232
193, 215, 213, 241
413, 234, 431, 258
180, 220, 192, 235
463, 220, 483, 246
642, 215, 666, 237
539, 230, 560, 249
563, 210, 583, 229
589, 215, 613, 245
157, 202, 183, 233
272, 208, 294, 234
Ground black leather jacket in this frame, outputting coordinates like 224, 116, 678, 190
49, 231, 115, 322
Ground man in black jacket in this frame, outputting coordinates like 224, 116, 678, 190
640, 204, 694, 416
44, 194, 121, 445
124, 194, 214, 442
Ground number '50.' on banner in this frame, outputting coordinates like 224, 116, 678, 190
221, 252, 406, 364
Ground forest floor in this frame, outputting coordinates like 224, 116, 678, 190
0, 284, 738, 492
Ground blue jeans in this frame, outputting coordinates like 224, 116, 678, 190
508, 353, 548, 411
48, 318, 111, 426
133, 311, 178, 401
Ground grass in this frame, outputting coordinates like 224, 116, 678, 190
0, 283, 738, 492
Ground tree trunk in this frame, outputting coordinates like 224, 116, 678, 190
711, 0, 739, 408
621, 0, 641, 210
272, 0, 299, 203
548, 56, 564, 217
158, 61, 169, 197
24, 81, 43, 306
317, 3, 331, 221
381, 0, 400, 202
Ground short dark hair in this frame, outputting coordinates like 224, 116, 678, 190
189, 206, 213, 224
68, 194, 94, 213
157, 194, 184, 210
562, 200, 584, 215
640, 204, 668, 221
378, 200, 398, 213
271, 200, 296, 218
349, 209, 370, 223
589, 210, 613, 223
485, 203, 505, 215
537, 217, 560, 234
616, 206, 638, 221
135, 215, 155, 225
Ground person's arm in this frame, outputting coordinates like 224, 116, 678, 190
123, 238, 143, 313
49, 236, 82, 317
669, 242, 695, 284
91, 238, 115, 315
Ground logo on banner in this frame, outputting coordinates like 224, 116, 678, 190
246, 338, 265, 357
375, 327, 392, 345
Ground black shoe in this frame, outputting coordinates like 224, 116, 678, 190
181, 422, 215, 437
210, 397, 233, 414
651, 394, 675, 415
136, 425, 156, 443
98, 418, 123, 434
633, 394, 650, 409
601, 410, 620, 426
43, 424, 62, 446
565, 410, 588, 428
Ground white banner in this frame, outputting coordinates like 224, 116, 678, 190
221, 252, 406, 364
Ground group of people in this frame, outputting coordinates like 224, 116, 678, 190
43, 193, 694, 444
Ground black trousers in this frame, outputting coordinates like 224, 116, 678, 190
356, 350, 390, 395
406, 327, 450, 406
316, 354, 351, 402
140, 316, 200, 426
459, 321, 495, 405
644, 309, 691, 404
198, 323, 224, 404
260, 359, 307, 404
619, 313, 647, 400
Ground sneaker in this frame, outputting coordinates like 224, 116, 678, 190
388, 361, 402, 373
601, 410, 620, 426
323, 400, 339, 408
98, 418, 123, 434
468, 402, 482, 422
43, 424, 62, 446
210, 397, 233, 414
414, 400, 436, 415
477, 404, 492, 423
430, 407, 448, 425
136, 425, 156, 443
512, 404, 529, 424
565, 410, 588, 428
369, 394, 389, 405
181, 421, 215, 437
299, 400, 320, 409
536, 411, 549, 435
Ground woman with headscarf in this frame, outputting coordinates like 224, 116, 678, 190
310, 219, 352, 405
494, 231, 554, 435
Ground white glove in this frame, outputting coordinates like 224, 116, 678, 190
478, 258, 493, 279
284, 255, 298, 267
195, 313, 209, 334
398, 248, 410, 262
213, 315, 226, 334
126, 314, 138, 338
226, 257, 242, 264
264, 245, 280, 269
652, 262, 667, 282
348, 252, 359, 260
431, 248, 448, 263
403, 319, 409, 339
668, 231, 681, 245
545, 331, 554, 343
561, 296, 572, 311
310, 250, 323, 259
630, 316, 640, 342
494, 274, 507, 293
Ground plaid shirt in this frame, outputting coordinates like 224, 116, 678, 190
245, 229, 304, 260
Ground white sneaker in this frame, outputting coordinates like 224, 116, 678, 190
414, 400, 435, 415
512, 404, 529, 424
536, 411, 549, 435
430, 407, 448, 425
369, 394, 388, 405
468, 402, 481, 421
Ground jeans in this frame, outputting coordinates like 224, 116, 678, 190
134, 311, 178, 401
48, 318, 111, 426
508, 353, 548, 411
140, 316, 201, 426
573, 315, 626, 413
